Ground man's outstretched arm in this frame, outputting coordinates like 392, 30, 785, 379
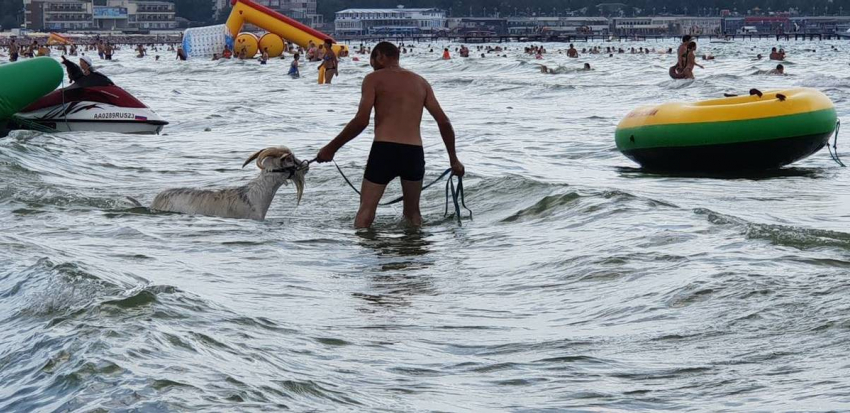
316, 75, 376, 162
424, 82, 464, 176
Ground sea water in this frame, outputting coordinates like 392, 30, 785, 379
1, 40, 850, 411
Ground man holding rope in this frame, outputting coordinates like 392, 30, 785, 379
316, 41, 465, 228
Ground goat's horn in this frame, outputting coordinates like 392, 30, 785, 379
243, 149, 264, 169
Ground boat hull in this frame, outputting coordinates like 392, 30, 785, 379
14, 101, 167, 134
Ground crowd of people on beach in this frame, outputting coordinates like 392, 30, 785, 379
208, 38, 344, 82
0, 32, 812, 83
0, 35, 184, 63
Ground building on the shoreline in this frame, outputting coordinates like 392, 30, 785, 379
793, 16, 850, 34
610, 17, 679, 36
128, 1, 177, 30
721, 16, 850, 35
506, 16, 610, 36
447, 17, 508, 37
24, 0, 94, 31
721, 16, 791, 34
91, 4, 129, 30
252, 0, 322, 28
674, 17, 722, 36
23, 0, 176, 31
331, 9, 850, 39
334, 7, 446, 37
611, 16, 721, 36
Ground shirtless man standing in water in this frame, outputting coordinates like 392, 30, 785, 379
676, 35, 692, 72
316, 42, 465, 228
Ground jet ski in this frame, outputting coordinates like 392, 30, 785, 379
11, 58, 167, 134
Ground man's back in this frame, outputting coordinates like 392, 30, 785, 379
371, 68, 427, 146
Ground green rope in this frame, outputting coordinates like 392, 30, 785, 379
332, 160, 472, 224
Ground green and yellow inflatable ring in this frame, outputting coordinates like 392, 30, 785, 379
615, 88, 838, 171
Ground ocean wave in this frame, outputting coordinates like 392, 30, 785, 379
796, 74, 850, 89
696, 208, 850, 250
500, 187, 676, 224
3, 41, 850, 411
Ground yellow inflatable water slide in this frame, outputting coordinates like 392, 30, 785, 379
182, 0, 346, 59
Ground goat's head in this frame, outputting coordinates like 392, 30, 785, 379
243, 146, 308, 205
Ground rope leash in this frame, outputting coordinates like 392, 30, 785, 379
828, 120, 845, 167
332, 159, 472, 225
268, 157, 316, 175
445, 173, 473, 226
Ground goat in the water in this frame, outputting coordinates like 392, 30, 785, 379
150, 147, 308, 220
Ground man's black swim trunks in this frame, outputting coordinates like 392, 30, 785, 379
364, 141, 425, 185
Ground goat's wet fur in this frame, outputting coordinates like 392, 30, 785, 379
151, 146, 307, 220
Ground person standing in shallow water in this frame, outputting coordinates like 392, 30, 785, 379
315, 42, 465, 228
769, 47, 785, 60
318, 39, 338, 84
288, 53, 300, 78
675, 35, 692, 74
9, 39, 18, 61
682, 41, 704, 79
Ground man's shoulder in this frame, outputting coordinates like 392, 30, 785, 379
398, 69, 428, 84
362, 71, 381, 84
365, 69, 424, 80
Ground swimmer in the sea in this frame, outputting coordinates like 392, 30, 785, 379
288, 53, 300, 78
567, 44, 578, 58
768, 64, 785, 75
582, 63, 591, 71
